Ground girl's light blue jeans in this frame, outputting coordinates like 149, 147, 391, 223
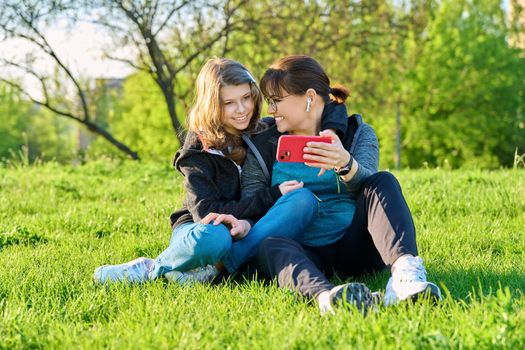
149, 222, 232, 279
149, 188, 318, 278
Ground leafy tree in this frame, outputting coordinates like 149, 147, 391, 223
87, 72, 180, 161
0, 0, 138, 159
25, 106, 77, 162
0, 84, 31, 160
0, 82, 76, 163
2, 0, 523, 168
401, 0, 525, 168
90, 0, 259, 147
225, 0, 425, 169
347, 0, 438, 169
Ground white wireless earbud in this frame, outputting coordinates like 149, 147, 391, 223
306, 97, 312, 112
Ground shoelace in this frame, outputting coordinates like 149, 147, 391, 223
394, 257, 427, 283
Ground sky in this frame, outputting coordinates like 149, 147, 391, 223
1, 21, 134, 79
0, 19, 137, 98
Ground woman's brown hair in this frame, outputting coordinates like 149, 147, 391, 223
260, 55, 349, 104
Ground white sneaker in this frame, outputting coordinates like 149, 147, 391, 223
384, 255, 441, 306
164, 265, 219, 285
318, 283, 379, 315
93, 257, 154, 284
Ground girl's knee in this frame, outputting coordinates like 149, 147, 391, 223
191, 224, 232, 258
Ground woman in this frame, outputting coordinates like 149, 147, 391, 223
239, 55, 441, 314
93, 58, 317, 284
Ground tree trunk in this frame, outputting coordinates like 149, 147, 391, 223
395, 97, 401, 170
160, 81, 186, 145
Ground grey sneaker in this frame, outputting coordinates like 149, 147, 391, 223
164, 265, 219, 285
93, 257, 154, 284
319, 282, 379, 315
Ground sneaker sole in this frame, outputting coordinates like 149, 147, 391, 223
409, 283, 442, 303
331, 283, 376, 314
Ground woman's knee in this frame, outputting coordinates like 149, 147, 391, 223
366, 171, 400, 190
257, 236, 300, 256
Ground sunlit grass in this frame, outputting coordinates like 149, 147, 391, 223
1, 161, 524, 349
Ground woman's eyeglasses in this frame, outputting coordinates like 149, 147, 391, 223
265, 94, 292, 111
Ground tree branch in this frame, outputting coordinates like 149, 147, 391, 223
153, 0, 191, 37
12, 13, 92, 122
103, 51, 151, 73
0, 78, 84, 123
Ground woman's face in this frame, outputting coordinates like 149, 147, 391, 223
220, 83, 254, 132
266, 91, 311, 134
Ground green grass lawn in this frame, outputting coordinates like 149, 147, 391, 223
1, 161, 524, 349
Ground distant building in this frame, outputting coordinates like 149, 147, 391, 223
95, 78, 124, 96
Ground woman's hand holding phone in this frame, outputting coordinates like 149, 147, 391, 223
303, 129, 351, 176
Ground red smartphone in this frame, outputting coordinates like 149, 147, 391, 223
276, 135, 332, 162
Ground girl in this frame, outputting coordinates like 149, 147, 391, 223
94, 58, 317, 284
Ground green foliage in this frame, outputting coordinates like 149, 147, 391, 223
401, 0, 525, 168
0, 83, 77, 164
87, 73, 182, 162
225, 0, 525, 169
25, 107, 77, 163
2, 0, 524, 168
0, 163, 524, 348
0, 84, 31, 160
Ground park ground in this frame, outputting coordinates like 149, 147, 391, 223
0, 161, 524, 349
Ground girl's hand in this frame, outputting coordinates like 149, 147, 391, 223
230, 219, 251, 240
200, 213, 251, 239
302, 129, 351, 176
278, 180, 304, 195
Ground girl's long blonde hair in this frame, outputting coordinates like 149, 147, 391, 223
187, 58, 263, 164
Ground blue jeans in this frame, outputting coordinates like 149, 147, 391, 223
223, 188, 318, 273
149, 221, 232, 279
148, 188, 318, 278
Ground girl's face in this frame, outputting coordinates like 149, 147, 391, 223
220, 83, 254, 132
266, 91, 312, 135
